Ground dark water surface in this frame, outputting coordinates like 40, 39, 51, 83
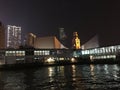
0, 64, 120, 90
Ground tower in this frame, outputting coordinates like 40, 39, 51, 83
59, 28, 66, 40
7, 25, 21, 49
72, 32, 80, 49
0, 22, 5, 49
59, 28, 67, 46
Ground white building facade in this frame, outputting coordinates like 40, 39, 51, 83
7, 25, 21, 49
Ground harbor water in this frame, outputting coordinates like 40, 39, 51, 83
0, 64, 120, 90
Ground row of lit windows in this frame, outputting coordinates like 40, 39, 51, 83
5, 50, 50, 56
5, 51, 25, 56
82, 46, 120, 55
34, 50, 50, 55
54, 57, 70, 61
90, 55, 116, 60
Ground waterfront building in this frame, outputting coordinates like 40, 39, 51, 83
26, 33, 36, 47
72, 32, 80, 49
0, 22, 5, 49
7, 25, 21, 49
81, 35, 99, 49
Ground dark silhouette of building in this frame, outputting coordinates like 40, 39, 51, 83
59, 28, 67, 46
0, 21, 5, 49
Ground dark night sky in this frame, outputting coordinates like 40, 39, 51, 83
0, 0, 120, 48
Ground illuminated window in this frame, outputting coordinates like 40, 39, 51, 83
39, 51, 42, 55
44, 51, 50, 55
34, 51, 36, 55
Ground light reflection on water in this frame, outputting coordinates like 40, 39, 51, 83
0, 64, 120, 90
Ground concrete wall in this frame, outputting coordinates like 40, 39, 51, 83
5, 56, 16, 64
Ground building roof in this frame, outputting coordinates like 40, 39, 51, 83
34, 36, 67, 49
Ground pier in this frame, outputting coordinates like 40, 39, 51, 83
0, 45, 120, 69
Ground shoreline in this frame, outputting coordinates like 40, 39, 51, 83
0, 61, 119, 70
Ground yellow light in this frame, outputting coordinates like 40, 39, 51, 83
71, 58, 76, 62
90, 55, 93, 60
47, 57, 54, 63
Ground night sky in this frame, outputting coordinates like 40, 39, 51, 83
0, 0, 120, 48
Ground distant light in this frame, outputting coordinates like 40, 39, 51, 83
71, 57, 76, 62
90, 55, 93, 60
46, 57, 54, 63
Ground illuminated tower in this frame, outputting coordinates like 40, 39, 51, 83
72, 32, 80, 49
0, 22, 5, 49
7, 25, 21, 49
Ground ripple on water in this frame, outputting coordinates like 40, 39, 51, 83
0, 65, 120, 90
